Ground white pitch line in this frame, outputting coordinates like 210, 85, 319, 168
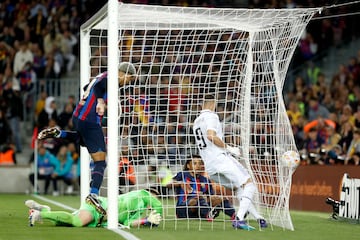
110, 228, 141, 240
32, 194, 141, 240
33, 195, 77, 211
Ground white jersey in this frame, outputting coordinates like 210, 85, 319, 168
193, 109, 250, 187
193, 110, 226, 164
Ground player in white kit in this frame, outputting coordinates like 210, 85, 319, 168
193, 94, 267, 230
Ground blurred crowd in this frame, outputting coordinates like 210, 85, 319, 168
0, 0, 109, 194
0, 0, 358, 189
286, 56, 360, 166
115, 1, 360, 167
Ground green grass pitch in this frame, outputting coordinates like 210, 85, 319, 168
0, 194, 359, 240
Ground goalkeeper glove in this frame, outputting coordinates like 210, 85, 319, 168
226, 145, 241, 157
144, 210, 162, 227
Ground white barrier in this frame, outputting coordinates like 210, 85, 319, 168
339, 173, 360, 220
0, 165, 31, 193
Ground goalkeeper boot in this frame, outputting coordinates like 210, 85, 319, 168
28, 209, 41, 227
38, 127, 61, 140
85, 193, 107, 216
257, 218, 268, 228
232, 219, 255, 231
25, 200, 51, 212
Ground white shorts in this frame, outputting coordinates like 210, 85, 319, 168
206, 153, 250, 189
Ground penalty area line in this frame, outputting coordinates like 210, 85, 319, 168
32, 194, 141, 240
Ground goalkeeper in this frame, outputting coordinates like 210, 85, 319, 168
25, 189, 162, 228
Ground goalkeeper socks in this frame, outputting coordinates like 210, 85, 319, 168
90, 160, 106, 194
40, 211, 83, 227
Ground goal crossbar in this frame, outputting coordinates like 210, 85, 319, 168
83, 3, 322, 32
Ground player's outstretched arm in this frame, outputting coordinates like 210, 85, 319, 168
206, 129, 241, 157
206, 129, 226, 148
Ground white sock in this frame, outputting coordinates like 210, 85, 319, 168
236, 182, 256, 221
248, 203, 263, 219
236, 197, 251, 220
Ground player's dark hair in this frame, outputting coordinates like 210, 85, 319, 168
183, 154, 203, 170
203, 94, 216, 101
183, 156, 192, 171
191, 154, 202, 159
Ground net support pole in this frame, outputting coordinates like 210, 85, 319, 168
242, 32, 254, 171
33, 140, 38, 194
107, 0, 119, 229
79, 27, 91, 203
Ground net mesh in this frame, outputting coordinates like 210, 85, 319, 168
82, 3, 321, 230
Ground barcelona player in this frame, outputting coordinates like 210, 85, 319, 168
167, 155, 236, 220
38, 62, 136, 208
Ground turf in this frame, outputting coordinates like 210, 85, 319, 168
1, 194, 359, 240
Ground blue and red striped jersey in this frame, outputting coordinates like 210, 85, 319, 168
173, 171, 213, 205
73, 72, 108, 124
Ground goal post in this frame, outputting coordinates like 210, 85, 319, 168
80, 1, 322, 230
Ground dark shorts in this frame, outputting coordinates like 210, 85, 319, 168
72, 117, 106, 153
176, 198, 210, 218
176, 202, 197, 218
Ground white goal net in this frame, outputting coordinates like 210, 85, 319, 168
80, 2, 321, 231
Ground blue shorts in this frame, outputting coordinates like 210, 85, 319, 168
72, 117, 106, 153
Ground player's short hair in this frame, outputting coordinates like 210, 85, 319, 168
202, 94, 216, 105
204, 94, 216, 101
118, 62, 136, 75
183, 154, 203, 170
183, 157, 192, 171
